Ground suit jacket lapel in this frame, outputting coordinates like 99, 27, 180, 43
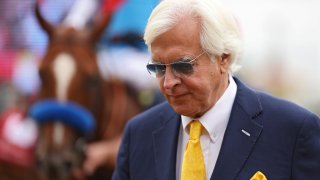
152, 104, 181, 180
211, 77, 264, 180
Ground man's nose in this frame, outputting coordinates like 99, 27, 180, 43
163, 66, 181, 89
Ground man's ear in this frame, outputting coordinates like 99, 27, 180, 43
219, 53, 230, 73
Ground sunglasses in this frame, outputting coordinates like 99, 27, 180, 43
146, 51, 205, 78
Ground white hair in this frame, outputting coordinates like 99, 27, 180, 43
144, 0, 242, 72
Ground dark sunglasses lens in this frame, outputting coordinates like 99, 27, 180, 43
172, 62, 193, 75
146, 64, 166, 77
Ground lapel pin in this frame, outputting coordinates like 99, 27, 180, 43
241, 129, 251, 136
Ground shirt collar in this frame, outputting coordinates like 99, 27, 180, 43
181, 75, 237, 142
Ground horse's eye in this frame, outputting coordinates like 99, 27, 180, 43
38, 68, 45, 80
38, 68, 49, 87
38, 67, 51, 81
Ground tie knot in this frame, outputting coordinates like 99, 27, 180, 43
189, 120, 202, 140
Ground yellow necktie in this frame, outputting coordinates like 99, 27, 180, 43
181, 120, 206, 180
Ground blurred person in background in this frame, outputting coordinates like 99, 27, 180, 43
112, 0, 320, 179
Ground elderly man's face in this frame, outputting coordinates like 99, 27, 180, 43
151, 19, 230, 118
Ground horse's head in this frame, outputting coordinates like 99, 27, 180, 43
29, 2, 112, 179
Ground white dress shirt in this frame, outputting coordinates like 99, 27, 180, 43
176, 75, 237, 180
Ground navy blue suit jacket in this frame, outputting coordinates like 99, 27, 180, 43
112, 78, 320, 180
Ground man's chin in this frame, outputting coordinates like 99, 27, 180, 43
171, 104, 193, 117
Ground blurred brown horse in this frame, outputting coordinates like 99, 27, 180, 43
28, 2, 142, 180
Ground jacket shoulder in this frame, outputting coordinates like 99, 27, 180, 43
125, 101, 176, 130
257, 91, 317, 120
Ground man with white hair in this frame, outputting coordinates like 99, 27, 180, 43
112, 0, 320, 179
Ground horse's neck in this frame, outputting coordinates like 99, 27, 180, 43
95, 79, 140, 140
